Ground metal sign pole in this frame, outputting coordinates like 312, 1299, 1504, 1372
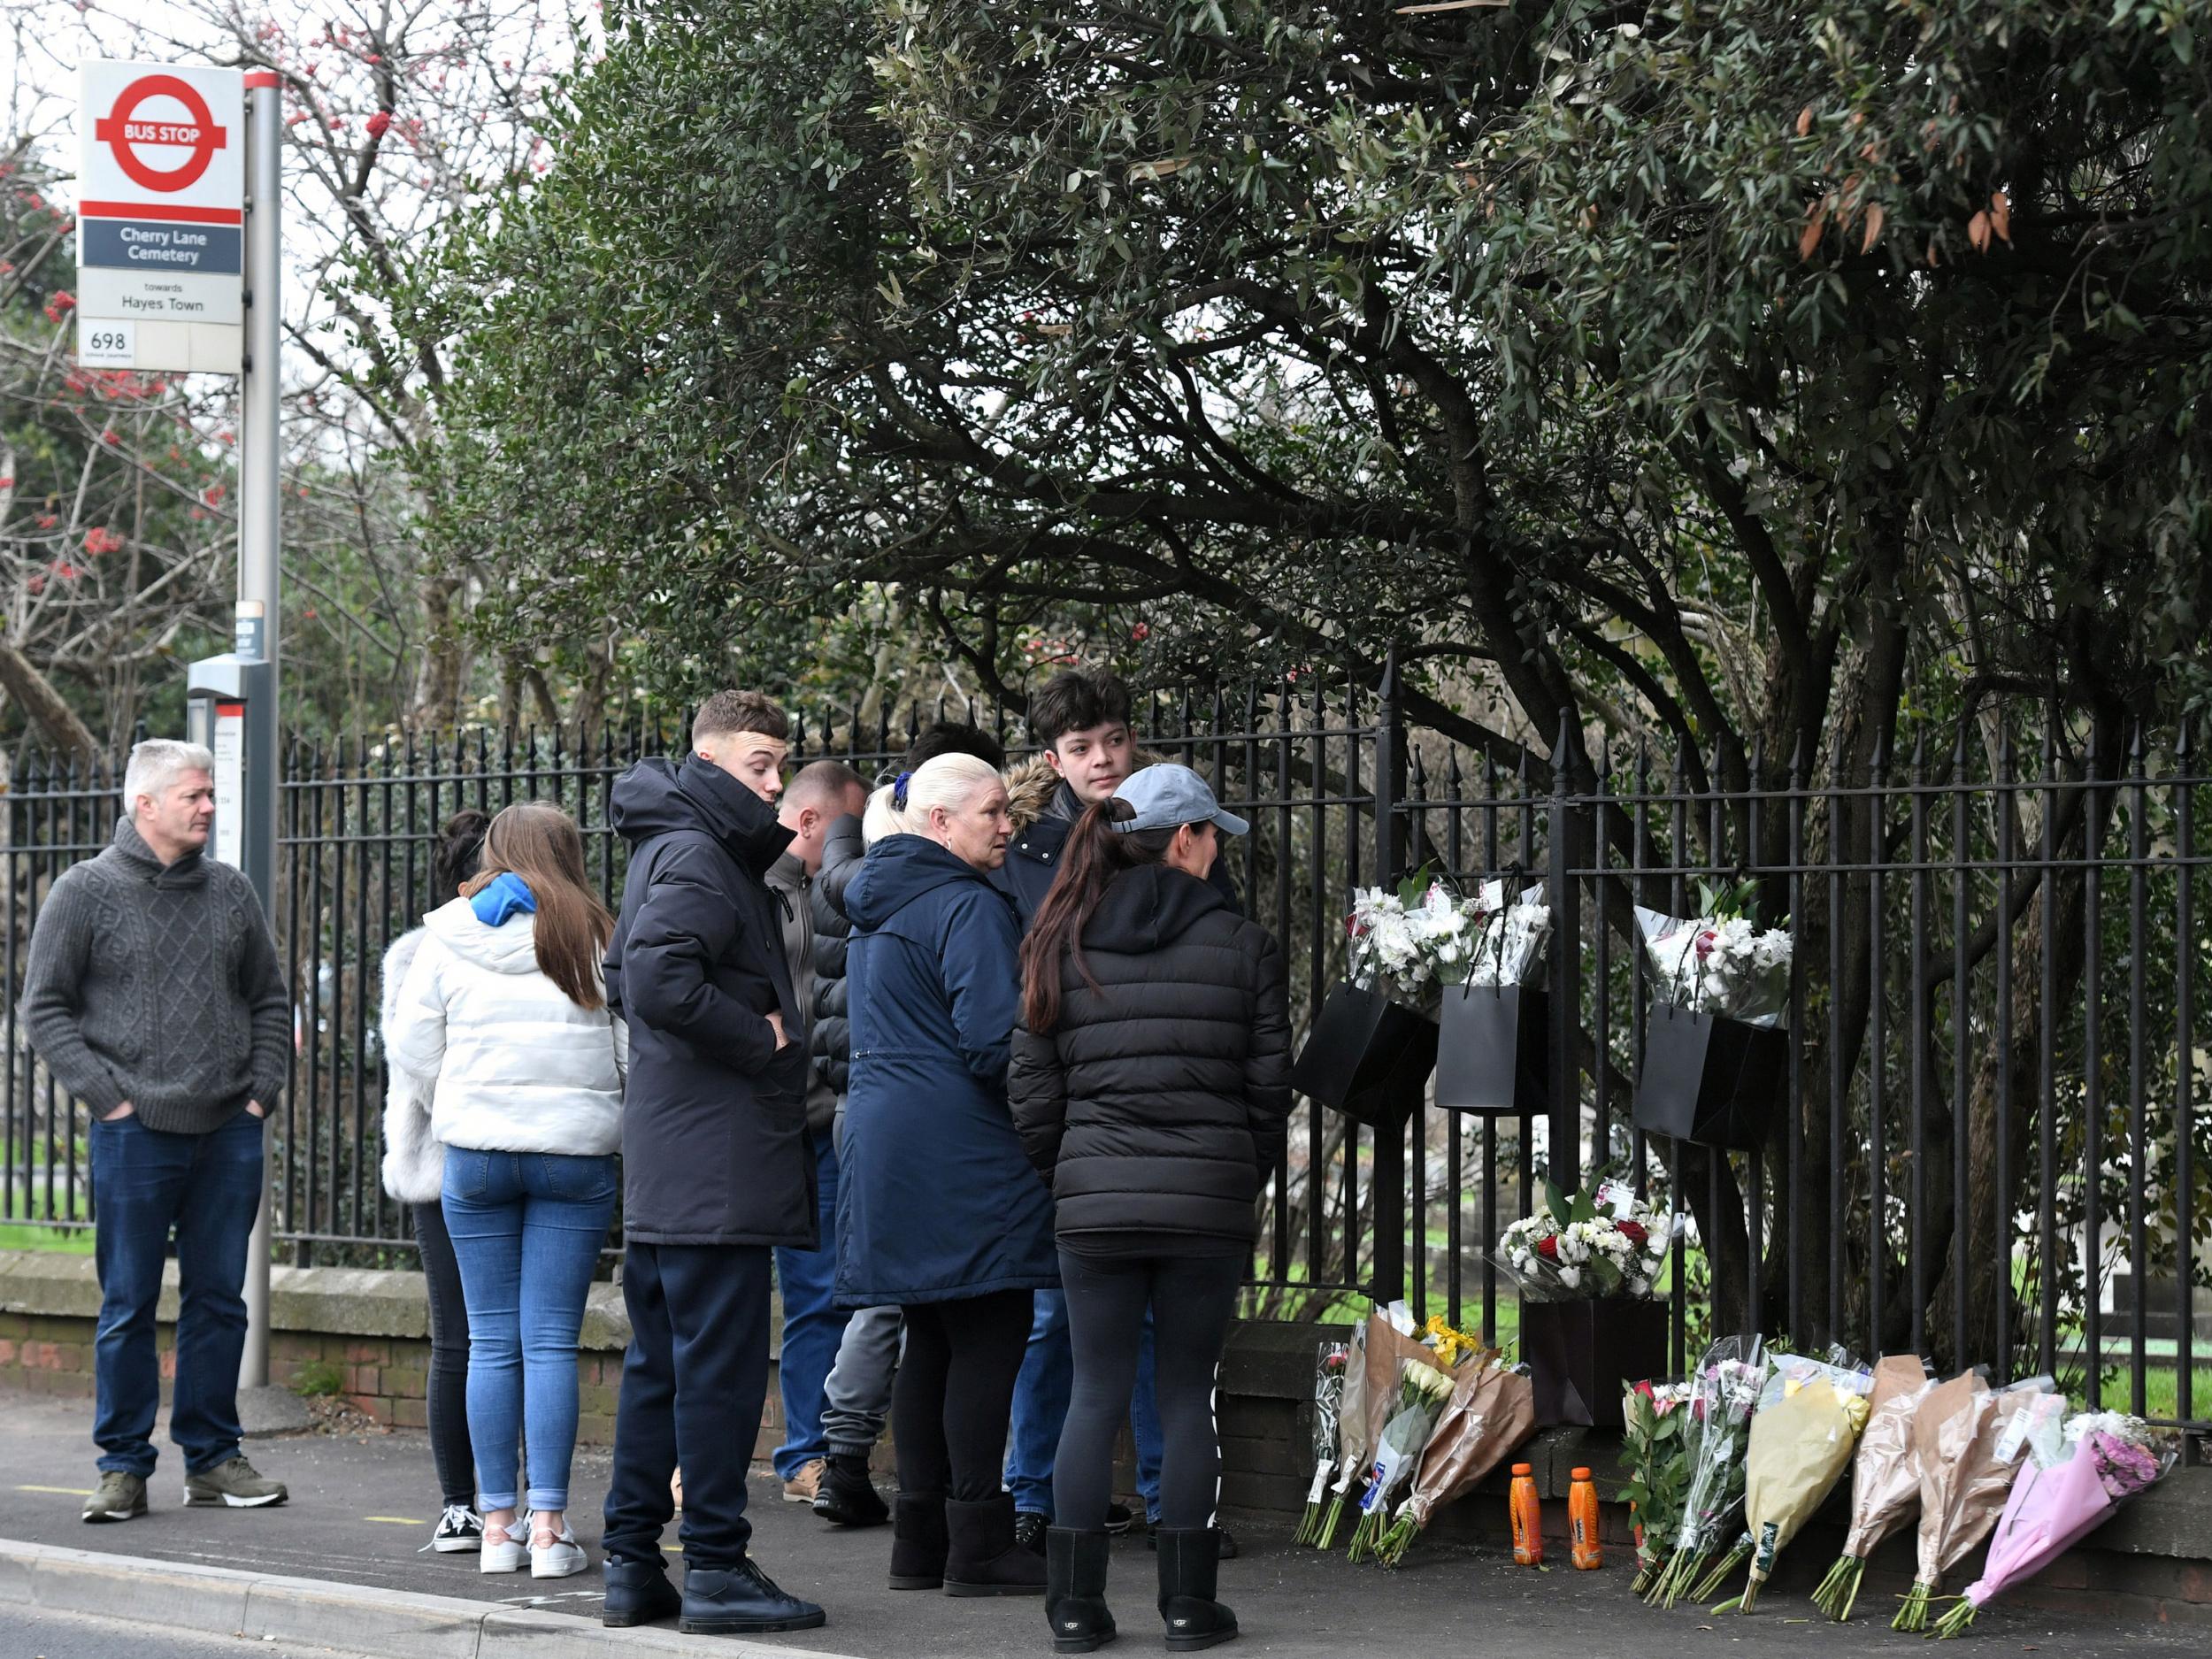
235, 67, 281, 1393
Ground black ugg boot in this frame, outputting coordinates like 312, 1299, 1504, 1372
1046, 1526, 1117, 1653
1155, 1528, 1237, 1651
815, 1453, 891, 1527
942, 1494, 1048, 1596
890, 1491, 949, 1590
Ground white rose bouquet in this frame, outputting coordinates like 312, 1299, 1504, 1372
1495, 1178, 1673, 1302
1635, 879, 1793, 1028
1348, 872, 1550, 994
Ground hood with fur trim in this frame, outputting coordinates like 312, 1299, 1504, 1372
1002, 748, 1181, 836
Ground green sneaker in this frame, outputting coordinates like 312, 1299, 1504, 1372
81, 1471, 147, 1524
184, 1455, 288, 1509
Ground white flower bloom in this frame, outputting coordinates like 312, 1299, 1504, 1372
1557, 1265, 1581, 1290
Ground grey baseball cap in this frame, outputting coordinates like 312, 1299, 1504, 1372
1111, 764, 1249, 837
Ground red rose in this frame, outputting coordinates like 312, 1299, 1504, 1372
1617, 1220, 1648, 1248
1535, 1235, 1559, 1262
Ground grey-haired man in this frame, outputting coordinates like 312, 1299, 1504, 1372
22, 738, 291, 1523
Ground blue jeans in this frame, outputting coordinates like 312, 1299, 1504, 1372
88, 1110, 265, 1478
442, 1148, 617, 1513
1008, 1288, 1165, 1517
772, 1127, 849, 1478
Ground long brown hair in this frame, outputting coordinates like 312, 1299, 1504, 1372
1019, 801, 1178, 1033
463, 802, 615, 1010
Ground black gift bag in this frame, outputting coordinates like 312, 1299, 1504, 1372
1632, 1002, 1786, 1150
1289, 981, 1438, 1125
1520, 1296, 1671, 1428
1434, 983, 1549, 1115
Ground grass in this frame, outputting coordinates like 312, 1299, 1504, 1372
0, 1220, 95, 1255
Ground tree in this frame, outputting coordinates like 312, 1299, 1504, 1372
429, 0, 2212, 1348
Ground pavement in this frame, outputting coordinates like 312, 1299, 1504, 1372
0, 1394, 2200, 1658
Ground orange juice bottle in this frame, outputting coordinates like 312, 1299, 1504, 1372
1569, 1466, 1602, 1570
1509, 1462, 1542, 1566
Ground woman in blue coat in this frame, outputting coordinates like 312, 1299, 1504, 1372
837, 752, 1056, 1599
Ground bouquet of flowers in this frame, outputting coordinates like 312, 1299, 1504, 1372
1372, 1353, 1537, 1565
1348, 1356, 1460, 1560
1635, 879, 1793, 1026
1348, 872, 1549, 994
1709, 1351, 1874, 1611
1647, 1335, 1770, 1607
1930, 1413, 2173, 1638
1292, 1337, 1352, 1545
1892, 1371, 2055, 1630
1810, 1354, 1935, 1619
1622, 1377, 1698, 1594
1315, 1319, 1373, 1549
1346, 871, 1459, 994
1316, 1304, 1484, 1548
1497, 1179, 1673, 1301
1454, 878, 1550, 987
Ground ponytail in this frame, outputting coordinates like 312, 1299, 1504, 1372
1018, 803, 1176, 1032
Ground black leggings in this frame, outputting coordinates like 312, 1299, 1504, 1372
413, 1201, 475, 1508
891, 1288, 1033, 1503
1053, 1249, 1241, 1532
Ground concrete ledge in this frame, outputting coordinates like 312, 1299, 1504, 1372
0, 1248, 634, 1352
0, 1538, 860, 1659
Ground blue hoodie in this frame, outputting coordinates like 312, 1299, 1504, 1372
834, 833, 1057, 1307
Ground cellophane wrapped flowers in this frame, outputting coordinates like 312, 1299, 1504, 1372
1292, 1338, 1351, 1545
1371, 1353, 1536, 1566
1648, 1335, 1770, 1607
1929, 1412, 2172, 1638
1709, 1351, 1873, 1611
1892, 1371, 2055, 1630
1811, 1354, 1935, 1619
1347, 1357, 1458, 1561
1498, 1179, 1673, 1301
1635, 879, 1793, 1026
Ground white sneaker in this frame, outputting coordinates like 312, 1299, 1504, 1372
481, 1513, 529, 1574
529, 1519, 588, 1580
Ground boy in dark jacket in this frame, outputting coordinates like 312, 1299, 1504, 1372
597, 691, 826, 1636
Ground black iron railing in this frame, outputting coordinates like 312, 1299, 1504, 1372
4, 680, 2206, 1441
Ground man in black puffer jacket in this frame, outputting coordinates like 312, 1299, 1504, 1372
1008, 763, 1290, 1651
810, 721, 1008, 1531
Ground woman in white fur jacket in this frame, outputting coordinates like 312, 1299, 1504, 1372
379, 808, 491, 1555
386, 802, 626, 1583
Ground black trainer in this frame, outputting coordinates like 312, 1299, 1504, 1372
602, 1556, 682, 1629
814, 1454, 890, 1528
679, 1556, 826, 1635
1103, 1502, 1137, 1535
1015, 1509, 1049, 1555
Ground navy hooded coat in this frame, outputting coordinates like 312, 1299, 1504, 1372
833, 833, 1058, 1307
605, 756, 815, 1248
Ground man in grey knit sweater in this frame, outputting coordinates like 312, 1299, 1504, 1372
23, 739, 293, 1523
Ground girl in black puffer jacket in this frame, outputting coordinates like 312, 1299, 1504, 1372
1010, 764, 1290, 1655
